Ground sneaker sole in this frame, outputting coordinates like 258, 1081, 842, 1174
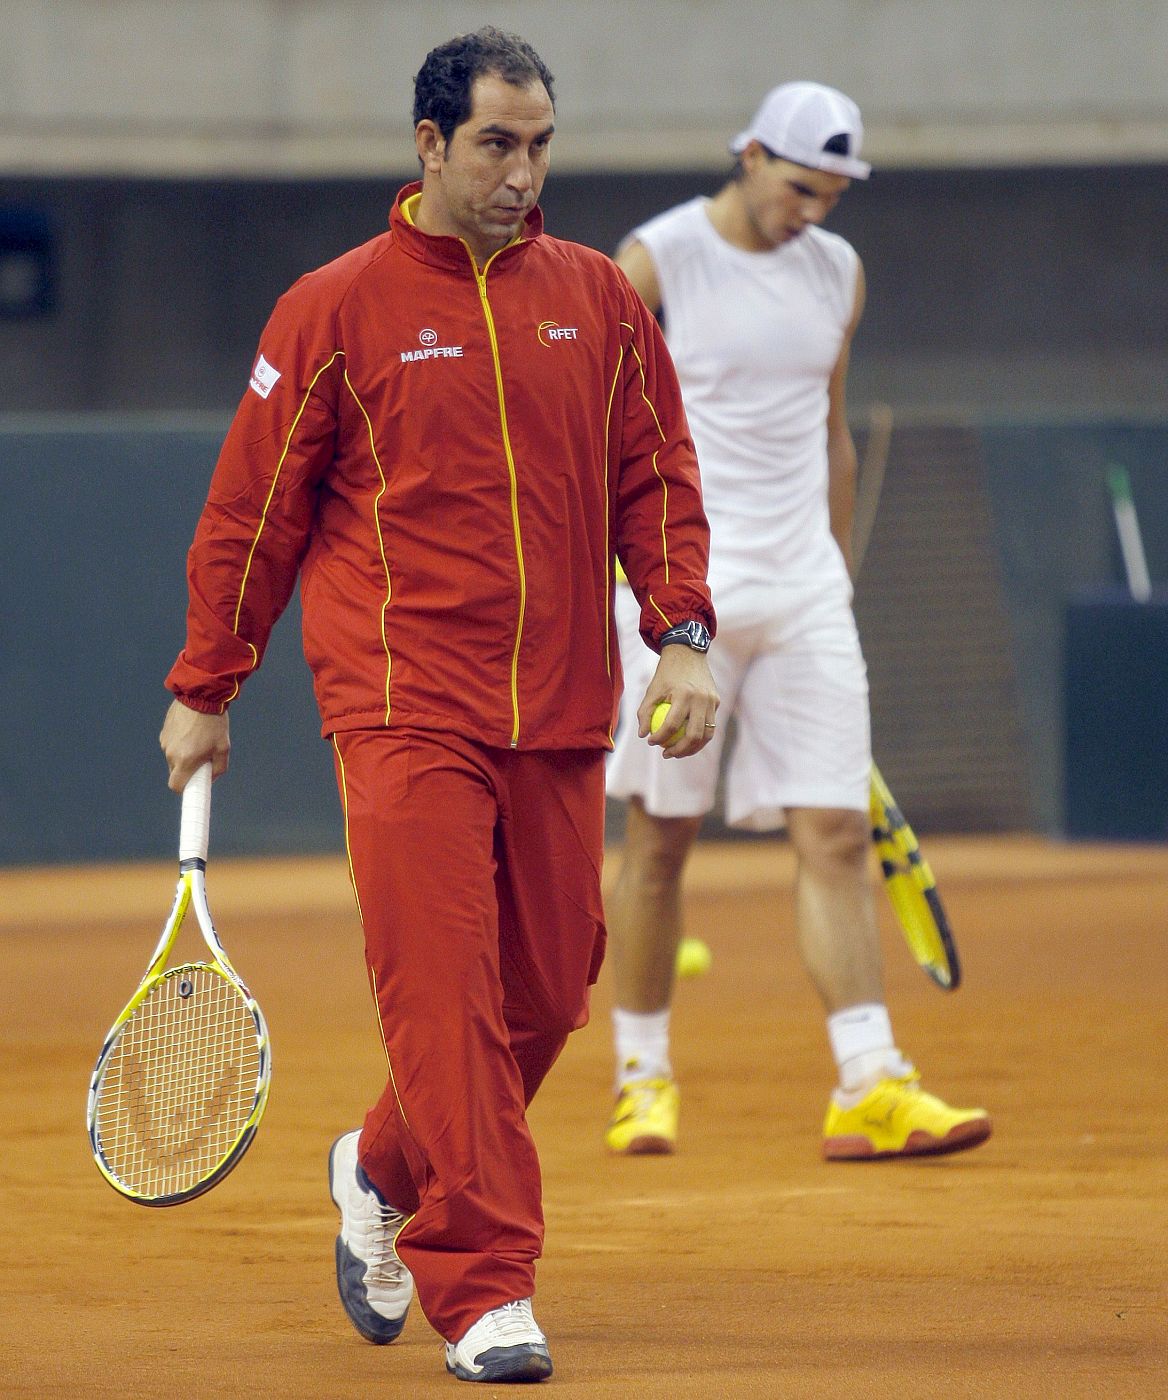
328, 1137, 410, 1345
606, 1134, 676, 1156
823, 1115, 992, 1161
333, 1236, 409, 1343
446, 1344, 554, 1382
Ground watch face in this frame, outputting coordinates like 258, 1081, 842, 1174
685, 621, 712, 652
662, 620, 711, 652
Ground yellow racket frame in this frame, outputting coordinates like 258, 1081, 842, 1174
86, 766, 271, 1204
870, 763, 961, 990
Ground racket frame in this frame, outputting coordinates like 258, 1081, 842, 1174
86, 765, 272, 1206
850, 414, 962, 992
869, 763, 962, 991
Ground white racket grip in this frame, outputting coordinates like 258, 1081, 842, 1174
1114, 501, 1153, 602
179, 761, 213, 864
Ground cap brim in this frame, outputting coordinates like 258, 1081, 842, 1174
816, 151, 871, 179
733, 138, 868, 180
728, 132, 870, 179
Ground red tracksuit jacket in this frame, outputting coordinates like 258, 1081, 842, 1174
167, 183, 714, 750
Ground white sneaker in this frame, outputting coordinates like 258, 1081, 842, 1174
328, 1130, 413, 1343
444, 1297, 553, 1382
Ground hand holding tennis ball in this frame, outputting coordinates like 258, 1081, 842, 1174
650, 701, 686, 746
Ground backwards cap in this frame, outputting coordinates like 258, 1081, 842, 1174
730, 81, 871, 179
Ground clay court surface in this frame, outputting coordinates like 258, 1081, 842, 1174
2, 837, 1165, 1397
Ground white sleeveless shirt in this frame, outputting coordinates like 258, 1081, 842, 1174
634, 197, 858, 592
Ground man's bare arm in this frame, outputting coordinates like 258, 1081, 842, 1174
826, 259, 867, 578
614, 238, 663, 316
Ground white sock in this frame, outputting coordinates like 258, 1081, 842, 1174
826, 1003, 913, 1096
612, 1007, 672, 1090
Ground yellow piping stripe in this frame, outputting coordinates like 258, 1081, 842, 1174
332, 734, 363, 923
602, 344, 626, 682
470, 243, 527, 748
619, 324, 678, 641
227, 350, 346, 706
621, 326, 671, 586
368, 962, 413, 1133
344, 370, 394, 723
621, 326, 668, 440
333, 733, 412, 1133
648, 596, 673, 629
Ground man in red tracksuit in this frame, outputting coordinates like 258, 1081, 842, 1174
160, 27, 718, 1386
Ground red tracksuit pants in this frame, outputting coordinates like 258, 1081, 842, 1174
331, 728, 607, 1342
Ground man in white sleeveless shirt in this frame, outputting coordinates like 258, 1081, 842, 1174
605, 82, 991, 1160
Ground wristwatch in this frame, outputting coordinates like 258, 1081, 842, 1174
658, 620, 712, 654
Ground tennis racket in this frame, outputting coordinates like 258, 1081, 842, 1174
869, 763, 961, 990
87, 763, 271, 1205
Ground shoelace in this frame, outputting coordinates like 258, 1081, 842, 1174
357, 1181, 405, 1281
480, 1300, 539, 1344
616, 1081, 667, 1119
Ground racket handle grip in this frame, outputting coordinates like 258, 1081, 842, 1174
179, 761, 213, 864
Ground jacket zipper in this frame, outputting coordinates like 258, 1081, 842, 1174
471, 246, 526, 749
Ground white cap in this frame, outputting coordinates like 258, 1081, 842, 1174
730, 82, 871, 180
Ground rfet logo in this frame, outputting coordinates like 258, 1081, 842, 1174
537, 320, 579, 346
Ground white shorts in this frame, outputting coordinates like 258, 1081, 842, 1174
607, 578, 870, 830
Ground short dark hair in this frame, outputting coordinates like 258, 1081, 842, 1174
412, 27, 555, 144
729, 140, 768, 183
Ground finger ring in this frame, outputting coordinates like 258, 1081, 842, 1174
704, 722, 717, 729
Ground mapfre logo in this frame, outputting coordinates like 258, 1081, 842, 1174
401, 328, 464, 363
248, 353, 281, 399
537, 320, 578, 346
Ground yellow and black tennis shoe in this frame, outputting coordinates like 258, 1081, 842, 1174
604, 1077, 680, 1155
823, 1072, 991, 1160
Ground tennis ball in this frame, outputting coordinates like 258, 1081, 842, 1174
650, 701, 686, 744
675, 936, 712, 979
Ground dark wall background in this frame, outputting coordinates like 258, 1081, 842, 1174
0, 421, 334, 864
980, 424, 1168, 833
3, 164, 1167, 415
2, 163, 1165, 863
3, 417, 1163, 864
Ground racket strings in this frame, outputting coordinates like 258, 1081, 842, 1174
94, 965, 263, 1199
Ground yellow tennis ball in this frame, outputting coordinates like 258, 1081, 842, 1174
650, 701, 686, 744
675, 936, 712, 979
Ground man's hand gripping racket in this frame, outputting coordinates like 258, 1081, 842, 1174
87, 763, 272, 1205
869, 763, 961, 990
